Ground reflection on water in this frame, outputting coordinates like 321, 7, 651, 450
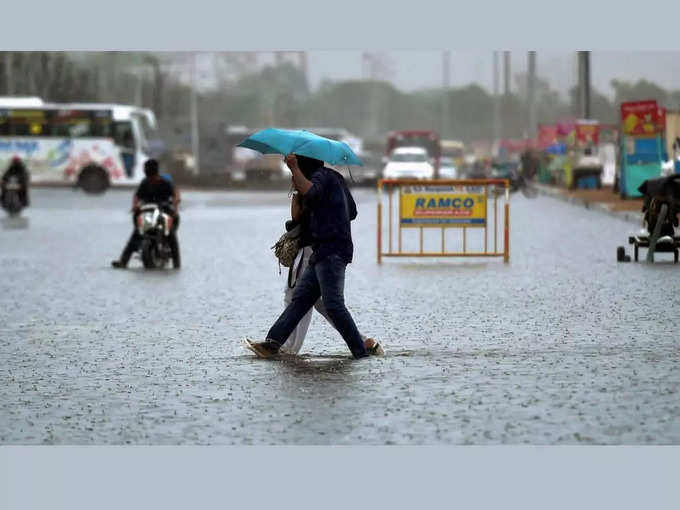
1, 216, 29, 230
3, 188, 680, 445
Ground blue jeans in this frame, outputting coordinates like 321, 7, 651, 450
267, 254, 368, 358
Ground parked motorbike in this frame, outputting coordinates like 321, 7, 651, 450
619, 174, 680, 263
1, 176, 25, 216
135, 203, 175, 269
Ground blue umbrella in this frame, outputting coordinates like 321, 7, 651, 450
237, 128, 363, 166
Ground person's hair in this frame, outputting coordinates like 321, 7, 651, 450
295, 154, 323, 176
144, 159, 160, 177
7, 157, 26, 172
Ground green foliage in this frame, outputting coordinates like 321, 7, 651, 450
3, 52, 680, 143
611, 79, 668, 106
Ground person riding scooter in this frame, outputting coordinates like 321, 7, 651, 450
1, 156, 30, 209
111, 159, 181, 269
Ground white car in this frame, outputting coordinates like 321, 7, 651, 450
438, 157, 458, 179
383, 147, 434, 180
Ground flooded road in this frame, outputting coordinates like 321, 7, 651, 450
1, 187, 679, 444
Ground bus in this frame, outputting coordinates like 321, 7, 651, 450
0, 97, 157, 193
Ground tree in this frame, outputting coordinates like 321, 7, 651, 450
610, 79, 668, 106
568, 86, 616, 123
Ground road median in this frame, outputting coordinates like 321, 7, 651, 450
535, 184, 643, 225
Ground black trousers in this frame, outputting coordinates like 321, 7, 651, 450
120, 211, 180, 268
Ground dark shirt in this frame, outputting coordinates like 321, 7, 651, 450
135, 176, 175, 205
294, 196, 314, 248
2, 162, 29, 187
302, 167, 357, 264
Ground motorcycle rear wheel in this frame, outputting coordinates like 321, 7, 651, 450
3, 191, 22, 216
141, 239, 159, 269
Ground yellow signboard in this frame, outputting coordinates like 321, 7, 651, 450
399, 184, 486, 227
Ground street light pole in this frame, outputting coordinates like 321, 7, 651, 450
581, 51, 591, 119
527, 51, 537, 139
5, 52, 13, 94
503, 51, 510, 96
441, 50, 450, 138
493, 51, 500, 152
189, 52, 200, 176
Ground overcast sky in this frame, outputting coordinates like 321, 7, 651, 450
296, 51, 680, 99
172, 51, 680, 101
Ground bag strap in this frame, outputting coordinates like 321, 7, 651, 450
287, 249, 305, 288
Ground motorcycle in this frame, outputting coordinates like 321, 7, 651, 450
491, 162, 538, 198
135, 203, 175, 269
619, 174, 680, 263
509, 170, 538, 198
2, 176, 25, 216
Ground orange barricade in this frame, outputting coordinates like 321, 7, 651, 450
377, 179, 510, 264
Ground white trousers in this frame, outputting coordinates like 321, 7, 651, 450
279, 246, 366, 355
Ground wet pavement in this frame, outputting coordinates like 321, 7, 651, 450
1, 187, 679, 444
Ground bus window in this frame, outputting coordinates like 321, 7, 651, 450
91, 110, 113, 138
52, 110, 92, 138
9, 110, 49, 136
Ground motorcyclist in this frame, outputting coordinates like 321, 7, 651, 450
520, 148, 538, 180
111, 158, 181, 269
1, 156, 30, 209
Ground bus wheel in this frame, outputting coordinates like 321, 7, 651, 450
78, 165, 110, 194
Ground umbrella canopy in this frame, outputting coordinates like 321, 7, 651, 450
237, 128, 363, 166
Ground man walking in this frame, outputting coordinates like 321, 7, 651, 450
246, 154, 371, 359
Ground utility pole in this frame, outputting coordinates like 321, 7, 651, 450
4, 52, 13, 94
441, 50, 450, 138
135, 68, 144, 106
575, 52, 582, 117
503, 51, 511, 96
493, 51, 500, 152
97, 59, 106, 102
299, 52, 308, 81
578, 51, 591, 119
362, 53, 380, 137
189, 52, 200, 176
527, 51, 537, 139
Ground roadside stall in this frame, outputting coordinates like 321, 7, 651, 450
570, 120, 603, 189
663, 110, 680, 173
537, 124, 559, 184
619, 100, 667, 198
551, 120, 576, 186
